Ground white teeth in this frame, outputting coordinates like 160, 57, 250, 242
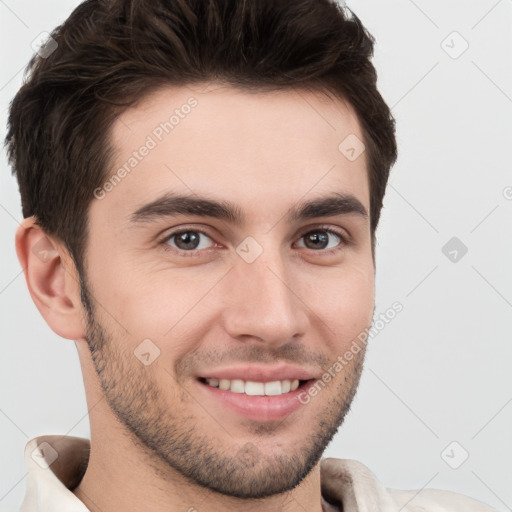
205, 378, 303, 396
230, 379, 245, 393
264, 381, 282, 395
245, 381, 265, 395
219, 379, 230, 390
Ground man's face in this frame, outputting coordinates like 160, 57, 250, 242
80, 83, 375, 498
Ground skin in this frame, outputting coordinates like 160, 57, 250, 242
16, 83, 375, 512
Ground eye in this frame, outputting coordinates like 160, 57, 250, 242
295, 228, 346, 252
158, 225, 349, 258
160, 229, 215, 254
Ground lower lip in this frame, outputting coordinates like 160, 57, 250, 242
196, 379, 315, 422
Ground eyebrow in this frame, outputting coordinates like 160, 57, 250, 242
128, 192, 368, 227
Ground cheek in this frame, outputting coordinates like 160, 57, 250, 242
85, 248, 171, 342
306, 261, 374, 344
90, 256, 224, 358
346, 261, 375, 322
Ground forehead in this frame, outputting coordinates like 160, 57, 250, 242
97, 83, 369, 229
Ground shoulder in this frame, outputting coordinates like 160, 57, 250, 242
320, 457, 497, 511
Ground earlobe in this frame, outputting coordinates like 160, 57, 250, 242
15, 217, 86, 341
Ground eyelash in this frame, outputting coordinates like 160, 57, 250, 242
158, 225, 350, 258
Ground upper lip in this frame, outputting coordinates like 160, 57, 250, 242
198, 364, 317, 383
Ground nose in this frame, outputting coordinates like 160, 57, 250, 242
221, 248, 310, 346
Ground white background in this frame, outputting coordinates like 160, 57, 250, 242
1, 0, 511, 510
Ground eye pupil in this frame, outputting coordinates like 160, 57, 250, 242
304, 232, 329, 249
175, 231, 200, 250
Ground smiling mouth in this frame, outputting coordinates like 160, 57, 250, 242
198, 377, 311, 396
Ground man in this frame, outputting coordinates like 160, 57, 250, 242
5, 0, 497, 510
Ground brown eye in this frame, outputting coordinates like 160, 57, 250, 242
162, 230, 214, 253
296, 229, 345, 251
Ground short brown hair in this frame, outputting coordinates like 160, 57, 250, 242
5, 0, 396, 276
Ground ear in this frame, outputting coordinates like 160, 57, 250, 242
15, 217, 86, 340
